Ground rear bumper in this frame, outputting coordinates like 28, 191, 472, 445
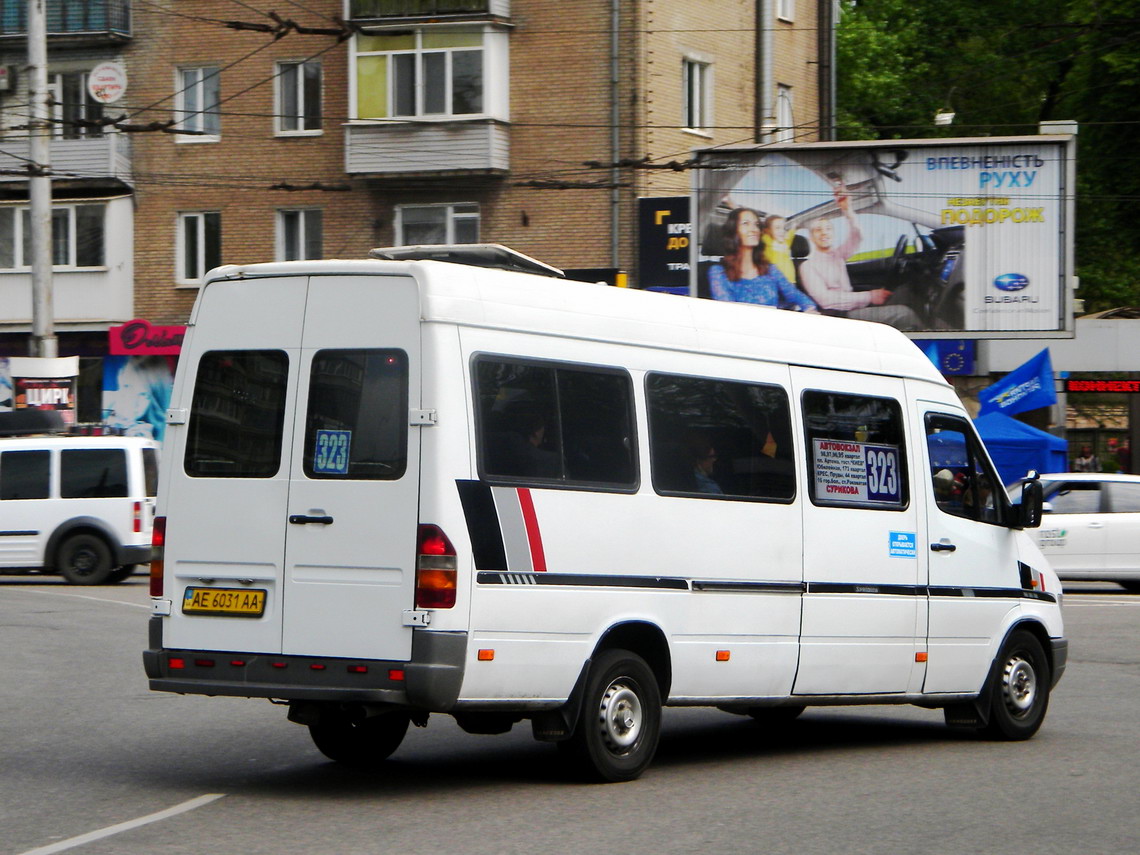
118, 543, 155, 566
143, 617, 467, 711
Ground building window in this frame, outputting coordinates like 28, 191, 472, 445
49, 72, 104, 139
682, 58, 711, 132
354, 28, 489, 119
277, 209, 323, 261
396, 203, 478, 245
177, 212, 221, 284
777, 0, 795, 21
0, 204, 104, 269
276, 60, 322, 134
176, 67, 221, 141
775, 84, 794, 143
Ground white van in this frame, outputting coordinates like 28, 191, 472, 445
144, 246, 1066, 782
0, 434, 158, 584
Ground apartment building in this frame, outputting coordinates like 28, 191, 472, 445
0, 1, 830, 434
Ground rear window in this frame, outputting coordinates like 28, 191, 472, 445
142, 447, 158, 497
0, 450, 50, 500
185, 350, 289, 478
61, 449, 128, 498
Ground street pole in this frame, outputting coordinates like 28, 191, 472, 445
28, 0, 56, 359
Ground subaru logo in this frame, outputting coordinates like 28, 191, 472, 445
993, 273, 1030, 292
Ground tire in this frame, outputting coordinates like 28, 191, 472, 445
563, 649, 662, 783
56, 534, 114, 585
981, 629, 1051, 740
106, 565, 137, 584
747, 705, 805, 724
308, 711, 410, 769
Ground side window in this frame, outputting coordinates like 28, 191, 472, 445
1045, 482, 1101, 515
647, 373, 794, 501
185, 351, 289, 478
61, 449, 128, 498
303, 349, 408, 480
142, 448, 159, 497
0, 450, 51, 499
804, 391, 907, 509
1108, 482, 1140, 512
475, 357, 637, 490
925, 414, 1004, 524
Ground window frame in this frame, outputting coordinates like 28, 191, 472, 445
352, 27, 492, 120
682, 57, 712, 134
775, 84, 794, 143
472, 354, 639, 493
48, 71, 105, 139
925, 412, 1010, 526
803, 389, 910, 511
276, 208, 323, 261
776, 0, 795, 23
395, 203, 479, 245
646, 371, 796, 503
275, 59, 323, 135
175, 66, 221, 142
176, 211, 222, 286
0, 203, 105, 270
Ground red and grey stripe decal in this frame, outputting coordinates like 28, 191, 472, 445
456, 480, 546, 572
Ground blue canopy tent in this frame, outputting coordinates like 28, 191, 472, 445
973, 412, 1068, 485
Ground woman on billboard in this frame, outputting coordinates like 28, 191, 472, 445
708, 207, 819, 312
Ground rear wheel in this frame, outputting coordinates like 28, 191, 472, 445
57, 534, 114, 585
106, 564, 137, 584
981, 629, 1051, 740
309, 710, 410, 769
563, 649, 661, 782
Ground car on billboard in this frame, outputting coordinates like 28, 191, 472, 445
1008, 472, 1140, 592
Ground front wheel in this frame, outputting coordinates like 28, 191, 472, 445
981, 629, 1051, 740
563, 649, 662, 782
57, 534, 114, 585
309, 711, 410, 769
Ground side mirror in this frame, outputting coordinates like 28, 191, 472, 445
1018, 480, 1044, 529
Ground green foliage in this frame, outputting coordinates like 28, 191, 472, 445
837, 0, 1140, 309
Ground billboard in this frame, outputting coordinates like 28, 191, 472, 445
638, 196, 692, 292
692, 136, 1074, 337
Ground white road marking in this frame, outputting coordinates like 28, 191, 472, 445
15, 794, 225, 855
3, 587, 150, 610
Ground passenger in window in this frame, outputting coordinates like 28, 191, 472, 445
686, 434, 723, 495
709, 208, 819, 313
933, 468, 962, 510
511, 412, 560, 479
798, 184, 922, 330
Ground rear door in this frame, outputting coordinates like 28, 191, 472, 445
280, 274, 421, 660
165, 276, 306, 654
1104, 480, 1140, 578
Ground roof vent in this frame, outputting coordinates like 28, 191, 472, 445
369, 244, 565, 279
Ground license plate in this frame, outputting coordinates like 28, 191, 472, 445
182, 587, 267, 617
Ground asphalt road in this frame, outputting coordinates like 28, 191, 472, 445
1, 575, 1137, 855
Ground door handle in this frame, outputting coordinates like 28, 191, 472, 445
1087, 522, 1105, 529
289, 514, 334, 525
930, 541, 957, 553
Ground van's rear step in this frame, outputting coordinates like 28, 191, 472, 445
143, 631, 467, 707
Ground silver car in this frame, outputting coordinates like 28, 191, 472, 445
1010, 473, 1140, 592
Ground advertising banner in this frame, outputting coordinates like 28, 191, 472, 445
693, 137, 1073, 337
638, 196, 692, 293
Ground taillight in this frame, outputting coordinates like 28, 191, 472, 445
416, 524, 457, 609
133, 501, 142, 533
150, 516, 166, 597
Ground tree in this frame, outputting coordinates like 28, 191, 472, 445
837, 0, 1140, 310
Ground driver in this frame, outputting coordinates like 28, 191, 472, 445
798, 184, 922, 330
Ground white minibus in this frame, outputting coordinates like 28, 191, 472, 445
144, 246, 1066, 782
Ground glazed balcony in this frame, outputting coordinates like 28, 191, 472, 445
348, 0, 508, 24
0, 1, 131, 43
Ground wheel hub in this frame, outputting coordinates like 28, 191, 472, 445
1002, 655, 1037, 716
597, 681, 642, 752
